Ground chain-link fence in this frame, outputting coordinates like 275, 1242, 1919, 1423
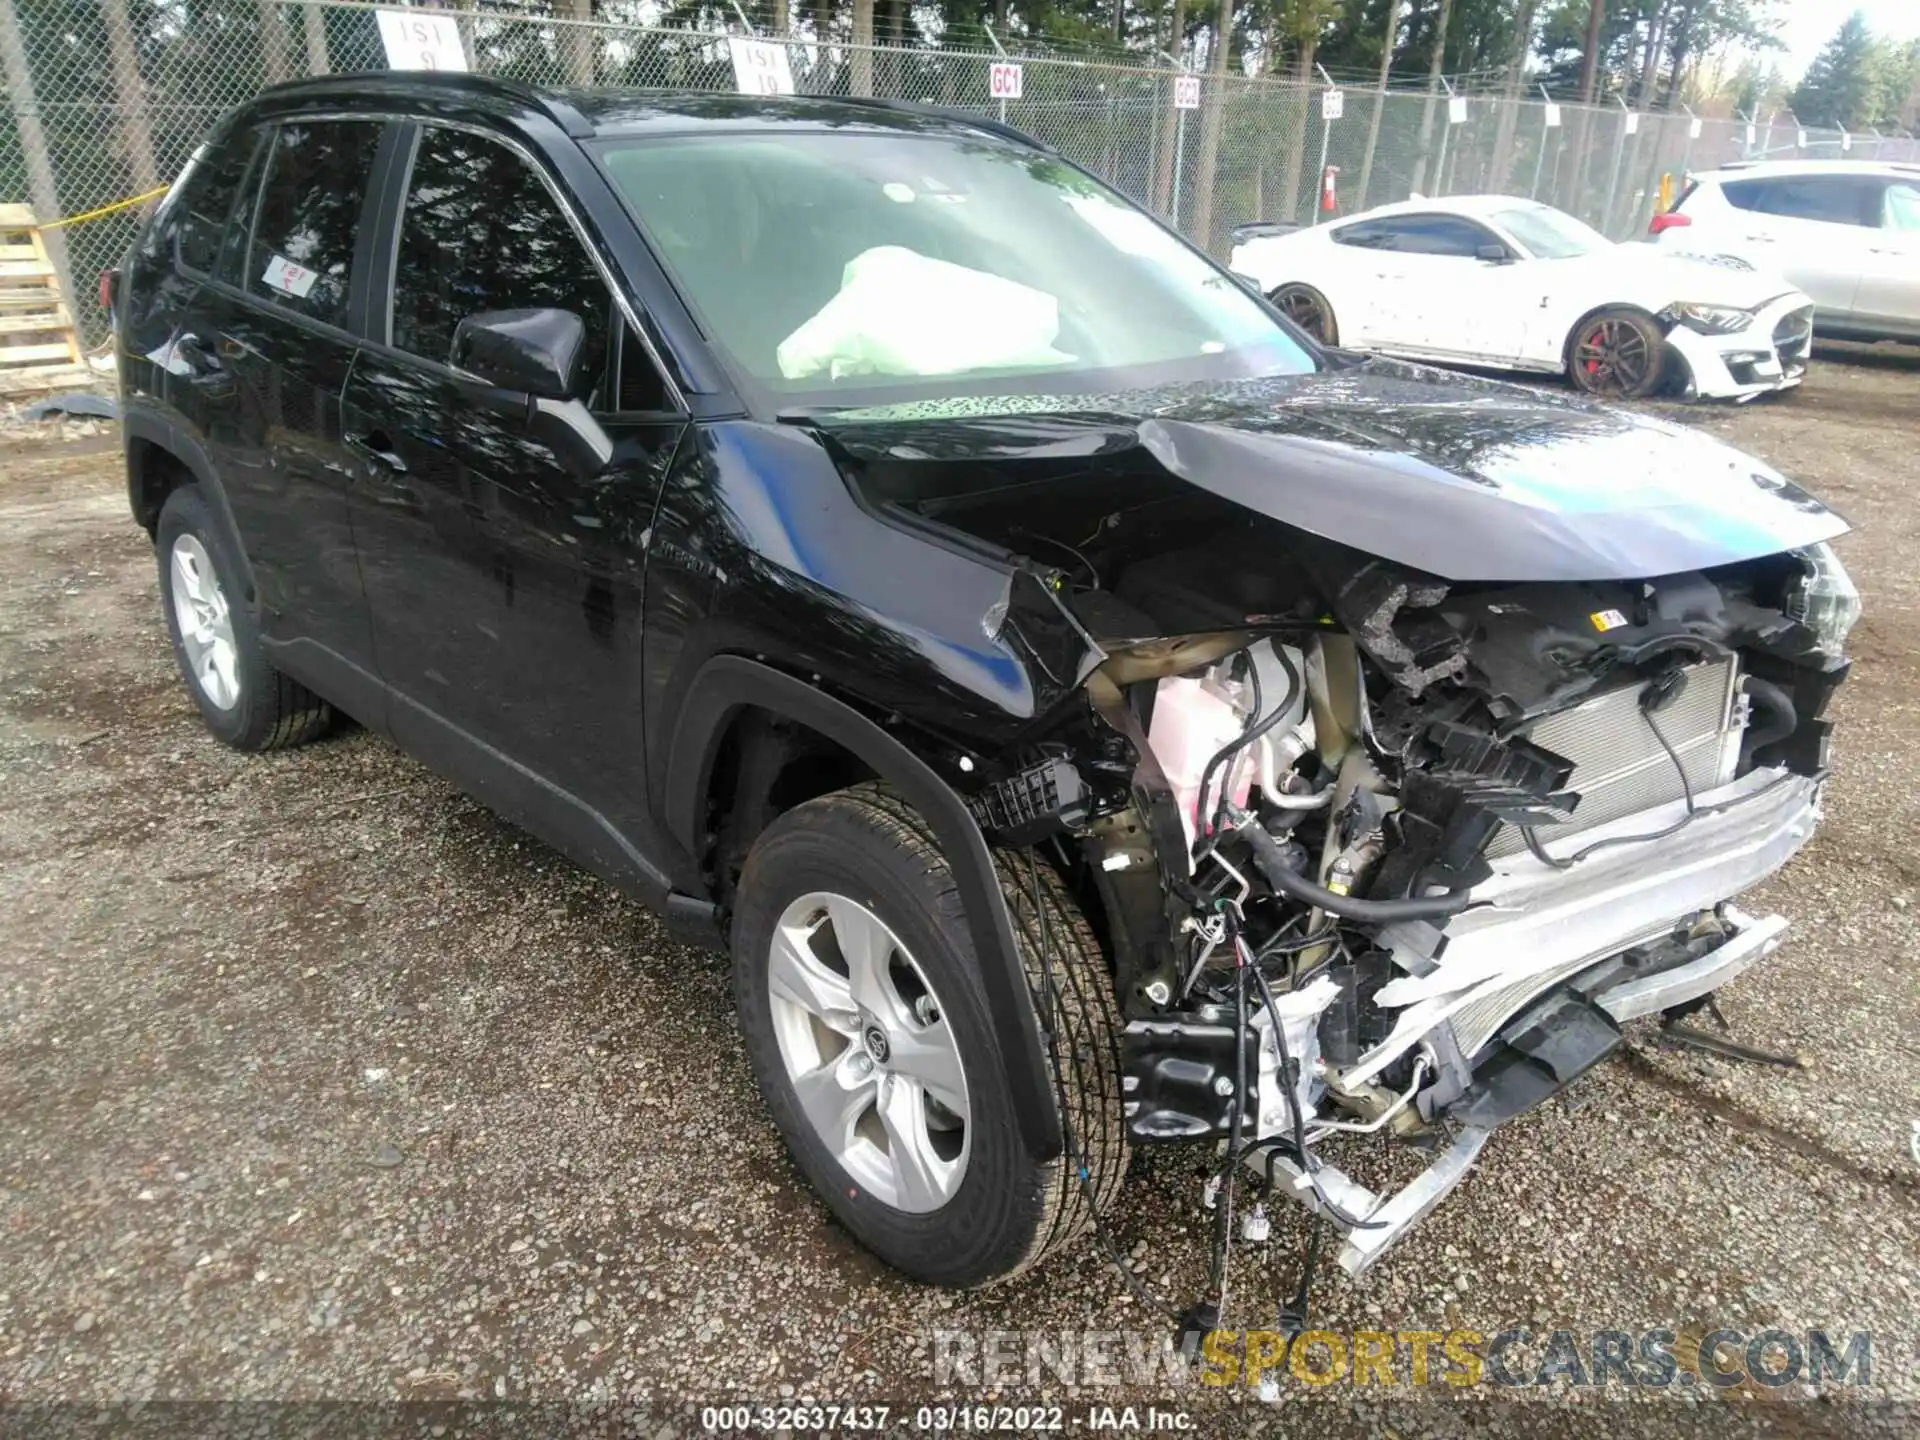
7, 0, 1920, 346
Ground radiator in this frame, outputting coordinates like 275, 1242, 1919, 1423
1484, 657, 1744, 861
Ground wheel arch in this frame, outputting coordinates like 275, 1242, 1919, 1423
1267, 278, 1340, 346
664, 655, 1063, 1162
124, 409, 258, 600
1560, 299, 1666, 371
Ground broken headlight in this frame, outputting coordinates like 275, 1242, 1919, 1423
1784, 542, 1861, 660
1662, 301, 1757, 336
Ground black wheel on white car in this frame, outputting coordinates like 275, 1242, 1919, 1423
155, 485, 333, 751
730, 782, 1127, 1288
1567, 306, 1665, 399
1270, 283, 1338, 345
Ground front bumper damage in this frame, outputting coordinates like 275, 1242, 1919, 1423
1668, 292, 1815, 402
1245, 768, 1819, 1275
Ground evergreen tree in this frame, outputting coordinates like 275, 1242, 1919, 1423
1792, 11, 1883, 129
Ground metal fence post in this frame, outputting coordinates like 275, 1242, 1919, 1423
1431, 77, 1454, 198
1600, 97, 1628, 238
1310, 66, 1333, 225
984, 23, 1007, 125
1530, 89, 1551, 201
1173, 105, 1187, 230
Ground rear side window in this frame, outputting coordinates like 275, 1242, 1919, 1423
177, 131, 259, 275
390, 125, 619, 405
244, 120, 383, 327
1376, 214, 1495, 257
1722, 175, 1880, 227
1330, 218, 1396, 249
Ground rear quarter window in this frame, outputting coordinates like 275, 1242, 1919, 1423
1722, 175, 1880, 227
176, 130, 261, 276
243, 119, 385, 327
1330, 218, 1396, 249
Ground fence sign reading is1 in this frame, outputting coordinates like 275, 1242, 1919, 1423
730, 38, 795, 96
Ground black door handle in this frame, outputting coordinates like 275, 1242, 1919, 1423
346, 430, 409, 474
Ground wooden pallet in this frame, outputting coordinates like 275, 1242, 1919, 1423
0, 205, 92, 399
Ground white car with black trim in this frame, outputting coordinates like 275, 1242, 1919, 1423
1230, 194, 1815, 401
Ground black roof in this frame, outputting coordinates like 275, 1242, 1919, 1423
250, 71, 1048, 151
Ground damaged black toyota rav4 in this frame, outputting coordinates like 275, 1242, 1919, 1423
120, 74, 1857, 1297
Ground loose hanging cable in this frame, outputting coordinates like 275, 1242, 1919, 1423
1248, 958, 1388, 1232
1520, 685, 1702, 870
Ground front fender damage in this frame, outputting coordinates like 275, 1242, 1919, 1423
801, 386, 1851, 1292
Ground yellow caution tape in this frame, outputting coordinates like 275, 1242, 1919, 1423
37, 185, 172, 231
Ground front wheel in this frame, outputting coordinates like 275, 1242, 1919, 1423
1567, 307, 1665, 399
1270, 283, 1339, 345
731, 783, 1127, 1288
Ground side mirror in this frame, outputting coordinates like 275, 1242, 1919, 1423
452, 307, 586, 401
451, 307, 611, 479
1476, 243, 1514, 264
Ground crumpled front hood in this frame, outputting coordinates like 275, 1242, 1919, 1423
810, 361, 1848, 582
1573, 243, 1804, 308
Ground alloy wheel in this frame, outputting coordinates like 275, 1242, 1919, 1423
1273, 285, 1332, 343
169, 533, 241, 710
1574, 317, 1653, 396
766, 891, 970, 1213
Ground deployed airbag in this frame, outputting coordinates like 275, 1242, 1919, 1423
776, 246, 1075, 382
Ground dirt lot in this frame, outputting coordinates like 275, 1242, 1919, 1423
2, 354, 1918, 1433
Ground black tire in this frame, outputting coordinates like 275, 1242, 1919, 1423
1567, 306, 1665, 399
731, 782, 1128, 1288
1270, 282, 1339, 346
155, 485, 333, 752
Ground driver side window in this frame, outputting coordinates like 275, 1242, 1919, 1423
390, 125, 631, 407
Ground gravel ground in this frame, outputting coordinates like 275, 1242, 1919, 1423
2, 355, 1917, 1435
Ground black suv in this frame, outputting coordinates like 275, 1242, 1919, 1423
121, 73, 1855, 1295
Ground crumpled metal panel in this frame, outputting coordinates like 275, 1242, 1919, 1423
1347, 768, 1821, 1085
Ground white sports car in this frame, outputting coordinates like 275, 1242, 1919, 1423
1230, 195, 1815, 401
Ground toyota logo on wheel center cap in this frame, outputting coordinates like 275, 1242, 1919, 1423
863, 1025, 891, 1065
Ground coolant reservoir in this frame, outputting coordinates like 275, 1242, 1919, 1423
1146, 641, 1308, 860
1146, 676, 1251, 857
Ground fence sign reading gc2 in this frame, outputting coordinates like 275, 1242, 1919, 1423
1172, 75, 1201, 110
990, 63, 1024, 101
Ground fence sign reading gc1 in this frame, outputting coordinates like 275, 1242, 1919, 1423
729, 37, 795, 96
1172, 75, 1201, 110
990, 63, 1024, 101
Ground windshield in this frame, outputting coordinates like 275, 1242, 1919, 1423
596, 129, 1314, 407
1491, 204, 1610, 259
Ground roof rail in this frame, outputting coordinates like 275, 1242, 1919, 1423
254, 70, 593, 138
816, 94, 1056, 154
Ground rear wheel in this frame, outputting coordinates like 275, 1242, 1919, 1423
1270, 283, 1338, 345
731, 782, 1127, 1288
1567, 307, 1665, 399
155, 485, 333, 751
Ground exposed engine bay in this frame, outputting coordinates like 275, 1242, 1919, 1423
824, 398, 1860, 1282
